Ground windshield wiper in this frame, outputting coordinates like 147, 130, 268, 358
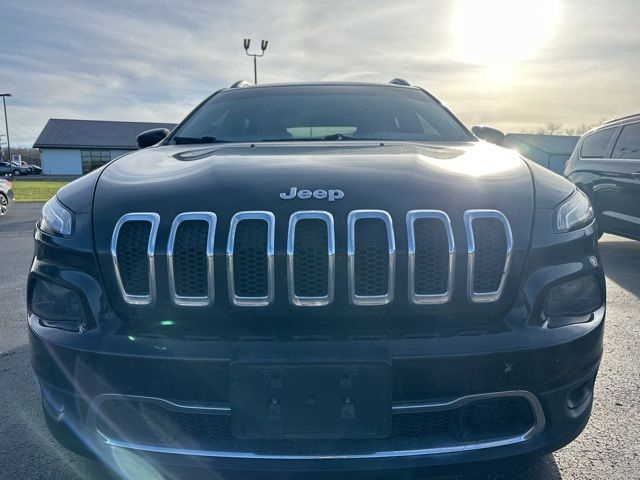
321, 133, 356, 141
257, 134, 357, 142
173, 136, 228, 144
258, 138, 316, 142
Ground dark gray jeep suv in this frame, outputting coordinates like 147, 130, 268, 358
29, 80, 604, 475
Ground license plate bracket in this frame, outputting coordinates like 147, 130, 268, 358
230, 359, 391, 439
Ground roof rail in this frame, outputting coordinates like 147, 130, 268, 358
230, 80, 253, 88
602, 113, 640, 126
389, 78, 411, 86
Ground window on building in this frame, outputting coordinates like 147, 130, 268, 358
580, 128, 616, 158
81, 150, 112, 174
611, 123, 640, 160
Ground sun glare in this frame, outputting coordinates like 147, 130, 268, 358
453, 0, 561, 67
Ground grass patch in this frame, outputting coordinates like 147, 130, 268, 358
13, 180, 70, 202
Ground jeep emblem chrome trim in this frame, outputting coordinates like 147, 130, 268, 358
280, 187, 344, 201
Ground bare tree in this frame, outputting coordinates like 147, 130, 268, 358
537, 122, 562, 135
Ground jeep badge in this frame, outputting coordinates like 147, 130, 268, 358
279, 187, 344, 201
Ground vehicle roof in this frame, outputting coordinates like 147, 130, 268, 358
600, 113, 640, 127
221, 81, 421, 91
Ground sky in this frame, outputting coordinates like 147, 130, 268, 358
1, 0, 639, 146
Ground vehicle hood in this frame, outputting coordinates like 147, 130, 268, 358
93, 141, 534, 239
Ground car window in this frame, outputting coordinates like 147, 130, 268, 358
174, 86, 472, 143
580, 128, 616, 158
611, 123, 640, 160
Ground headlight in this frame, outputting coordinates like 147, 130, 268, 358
554, 189, 593, 233
40, 196, 74, 237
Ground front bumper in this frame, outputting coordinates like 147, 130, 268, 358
30, 305, 604, 471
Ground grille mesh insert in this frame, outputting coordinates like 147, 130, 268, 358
97, 401, 231, 447
354, 218, 390, 296
461, 396, 535, 440
293, 219, 329, 297
472, 218, 507, 293
413, 218, 449, 295
116, 221, 151, 296
96, 396, 535, 451
173, 220, 209, 297
233, 220, 269, 297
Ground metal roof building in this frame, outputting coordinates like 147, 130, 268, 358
33, 119, 176, 175
503, 134, 579, 175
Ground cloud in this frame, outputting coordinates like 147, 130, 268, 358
0, 0, 639, 145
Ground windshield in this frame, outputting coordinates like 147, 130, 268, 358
172, 85, 472, 143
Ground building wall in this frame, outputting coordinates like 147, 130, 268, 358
40, 148, 136, 175
111, 149, 134, 160
40, 149, 82, 175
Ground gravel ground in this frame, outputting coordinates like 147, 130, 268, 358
0, 203, 638, 480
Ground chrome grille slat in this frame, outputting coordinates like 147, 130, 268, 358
111, 213, 160, 305
464, 210, 513, 303
347, 210, 396, 306
406, 210, 455, 304
167, 212, 216, 306
287, 211, 335, 307
226, 211, 275, 307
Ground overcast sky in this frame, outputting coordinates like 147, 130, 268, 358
1, 0, 639, 146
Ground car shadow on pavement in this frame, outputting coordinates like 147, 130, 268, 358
599, 235, 640, 299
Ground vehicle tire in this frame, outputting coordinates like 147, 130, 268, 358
13, 169, 20, 176
0, 193, 7, 216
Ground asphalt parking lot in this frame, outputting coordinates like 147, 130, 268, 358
1, 203, 639, 480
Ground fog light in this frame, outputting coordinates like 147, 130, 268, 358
30, 278, 86, 331
543, 275, 602, 317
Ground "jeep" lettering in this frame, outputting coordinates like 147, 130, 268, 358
279, 187, 344, 202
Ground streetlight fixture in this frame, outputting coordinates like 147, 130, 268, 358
243, 39, 268, 84
0, 94, 12, 177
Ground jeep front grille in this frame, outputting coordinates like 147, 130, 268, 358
407, 210, 455, 304
167, 212, 216, 306
111, 213, 160, 305
226, 212, 275, 307
464, 210, 513, 303
287, 211, 335, 306
111, 209, 512, 307
348, 211, 396, 305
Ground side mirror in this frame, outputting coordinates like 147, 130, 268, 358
471, 125, 505, 146
137, 128, 170, 149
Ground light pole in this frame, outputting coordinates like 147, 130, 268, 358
0, 94, 12, 177
243, 39, 268, 84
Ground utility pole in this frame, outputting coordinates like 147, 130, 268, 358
0, 94, 12, 177
243, 39, 268, 84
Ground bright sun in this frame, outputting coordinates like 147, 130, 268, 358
453, 0, 561, 67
